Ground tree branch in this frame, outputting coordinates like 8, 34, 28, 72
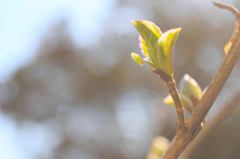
213, 1, 240, 22
154, 70, 187, 134
179, 91, 240, 159
186, 24, 240, 134
161, 8, 240, 159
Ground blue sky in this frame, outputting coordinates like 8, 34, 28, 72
0, 0, 148, 157
0, 0, 115, 158
0, 0, 236, 83
0, 0, 115, 83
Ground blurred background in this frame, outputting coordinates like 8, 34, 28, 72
1, 0, 240, 159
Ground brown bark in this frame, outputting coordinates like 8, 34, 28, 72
161, 24, 240, 159
154, 70, 187, 134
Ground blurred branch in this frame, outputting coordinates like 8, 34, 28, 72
213, 1, 240, 22
161, 2, 240, 158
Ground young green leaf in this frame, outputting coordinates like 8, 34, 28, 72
179, 74, 202, 100
157, 28, 181, 76
180, 94, 194, 112
139, 35, 149, 57
163, 74, 204, 112
131, 20, 162, 69
131, 52, 143, 65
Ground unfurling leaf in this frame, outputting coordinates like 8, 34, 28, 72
179, 94, 194, 112
157, 28, 181, 76
131, 52, 143, 65
131, 20, 162, 69
131, 20, 181, 77
179, 74, 202, 100
164, 74, 203, 112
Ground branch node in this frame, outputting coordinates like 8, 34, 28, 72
175, 107, 185, 113
165, 80, 176, 87
166, 80, 176, 92
153, 69, 172, 83
170, 89, 177, 95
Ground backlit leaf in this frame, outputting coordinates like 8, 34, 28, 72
131, 52, 143, 65
157, 28, 181, 76
179, 74, 202, 100
139, 35, 149, 57
132, 20, 162, 69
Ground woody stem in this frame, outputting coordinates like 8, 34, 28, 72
154, 70, 187, 133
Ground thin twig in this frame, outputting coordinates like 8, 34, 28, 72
154, 70, 187, 134
213, 2, 239, 16
213, 1, 240, 22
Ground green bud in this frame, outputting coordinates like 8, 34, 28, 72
179, 74, 202, 100
131, 52, 143, 65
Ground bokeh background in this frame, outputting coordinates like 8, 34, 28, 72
1, 0, 240, 159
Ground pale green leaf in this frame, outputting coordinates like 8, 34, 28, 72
157, 28, 181, 76
131, 52, 143, 65
132, 20, 162, 69
139, 35, 149, 57
179, 94, 194, 112
179, 74, 202, 100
